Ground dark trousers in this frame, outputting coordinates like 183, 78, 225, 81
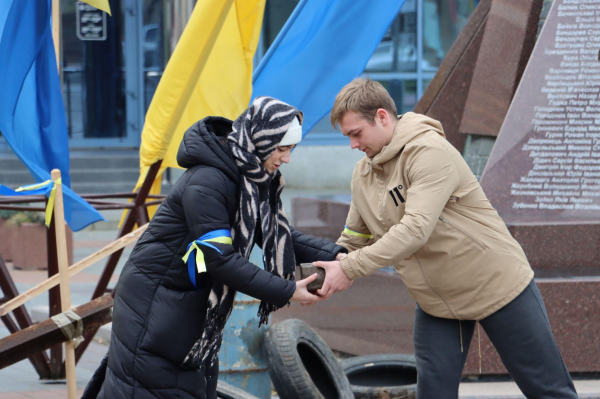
414, 280, 578, 399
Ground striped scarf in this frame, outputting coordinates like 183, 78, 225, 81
182, 97, 300, 370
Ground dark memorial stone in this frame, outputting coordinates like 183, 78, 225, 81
481, 0, 600, 225
480, 0, 600, 271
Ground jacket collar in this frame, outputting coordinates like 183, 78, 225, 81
369, 112, 446, 168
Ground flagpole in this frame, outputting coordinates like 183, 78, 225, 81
52, 0, 63, 81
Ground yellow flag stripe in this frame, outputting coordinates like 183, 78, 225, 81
79, 0, 112, 16
132, 0, 266, 223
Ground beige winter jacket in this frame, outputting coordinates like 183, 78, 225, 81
337, 112, 533, 320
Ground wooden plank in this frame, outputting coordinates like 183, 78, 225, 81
0, 295, 113, 370
51, 170, 76, 399
0, 223, 148, 318
0, 258, 52, 378
47, 216, 62, 378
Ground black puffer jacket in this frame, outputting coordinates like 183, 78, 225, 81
93, 117, 345, 399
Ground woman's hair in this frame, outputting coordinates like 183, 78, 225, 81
219, 132, 230, 146
330, 77, 397, 129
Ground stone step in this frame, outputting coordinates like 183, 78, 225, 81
0, 169, 140, 186
0, 153, 168, 194
0, 157, 27, 170
70, 156, 139, 169
0, 171, 36, 187
71, 181, 139, 194
69, 169, 140, 183
0, 154, 139, 171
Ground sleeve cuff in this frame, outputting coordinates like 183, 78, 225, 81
334, 245, 348, 258
340, 255, 358, 281
275, 279, 296, 308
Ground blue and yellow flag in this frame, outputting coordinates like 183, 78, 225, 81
0, 0, 105, 231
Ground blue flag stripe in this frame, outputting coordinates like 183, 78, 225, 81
0, 0, 105, 231
252, 0, 406, 137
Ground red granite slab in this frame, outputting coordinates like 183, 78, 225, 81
414, 0, 490, 153
272, 270, 416, 356
274, 273, 600, 375
463, 278, 600, 375
289, 195, 600, 374
459, 0, 543, 137
291, 197, 350, 242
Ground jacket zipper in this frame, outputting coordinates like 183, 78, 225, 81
439, 216, 486, 250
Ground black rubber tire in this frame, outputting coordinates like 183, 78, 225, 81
341, 354, 417, 399
216, 380, 261, 399
263, 319, 354, 399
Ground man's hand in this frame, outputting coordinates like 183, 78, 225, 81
290, 273, 323, 306
314, 260, 352, 300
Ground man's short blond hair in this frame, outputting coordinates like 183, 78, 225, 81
331, 78, 397, 129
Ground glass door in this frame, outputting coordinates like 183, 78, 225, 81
62, 0, 143, 148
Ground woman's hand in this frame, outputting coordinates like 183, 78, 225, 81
290, 273, 323, 306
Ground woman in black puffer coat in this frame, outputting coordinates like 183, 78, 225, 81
83, 98, 345, 399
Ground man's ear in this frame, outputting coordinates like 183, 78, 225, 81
375, 108, 389, 125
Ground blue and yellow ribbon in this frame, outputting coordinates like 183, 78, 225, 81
0, 179, 61, 227
183, 229, 232, 289
343, 225, 373, 239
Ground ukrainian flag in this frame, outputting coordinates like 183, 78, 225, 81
0, 0, 105, 231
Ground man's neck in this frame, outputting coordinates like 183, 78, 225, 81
384, 118, 399, 146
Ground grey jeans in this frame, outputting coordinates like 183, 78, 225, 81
414, 280, 578, 399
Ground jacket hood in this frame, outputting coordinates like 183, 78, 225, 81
177, 117, 239, 183
371, 112, 446, 166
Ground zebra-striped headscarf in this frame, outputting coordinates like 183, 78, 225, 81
227, 97, 301, 314
182, 97, 301, 370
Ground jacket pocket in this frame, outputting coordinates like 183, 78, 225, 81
438, 216, 486, 250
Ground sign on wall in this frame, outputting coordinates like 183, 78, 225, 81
76, 2, 107, 41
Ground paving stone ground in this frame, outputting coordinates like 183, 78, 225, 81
0, 229, 124, 398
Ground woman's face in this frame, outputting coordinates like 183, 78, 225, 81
263, 145, 295, 174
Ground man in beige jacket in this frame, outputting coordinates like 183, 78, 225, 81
315, 78, 578, 398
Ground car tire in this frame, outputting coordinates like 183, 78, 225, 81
263, 319, 353, 399
341, 354, 417, 399
216, 380, 261, 399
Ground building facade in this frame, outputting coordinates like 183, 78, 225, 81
0, 0, 480, 191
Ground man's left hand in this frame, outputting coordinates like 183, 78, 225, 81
313, 260, 352, 300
